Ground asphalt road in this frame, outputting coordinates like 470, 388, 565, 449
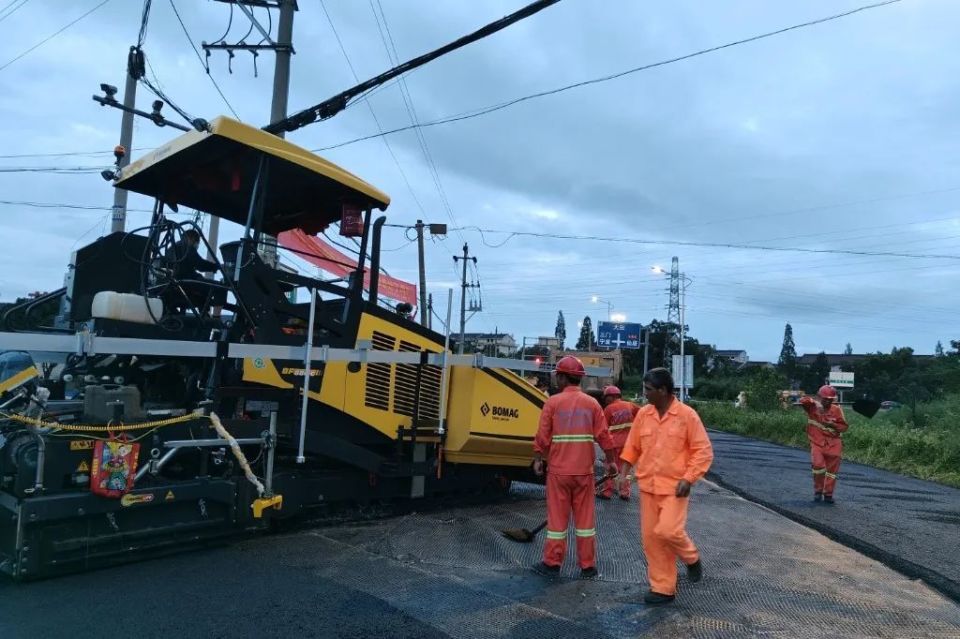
1, 480, 958, 639
706, 429, 960, 602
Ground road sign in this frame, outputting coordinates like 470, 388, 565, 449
596, 321, 641, 349
671, 354, 694, 389
828, 371, 855, 388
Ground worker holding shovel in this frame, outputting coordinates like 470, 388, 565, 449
597, 385, 640, 501
618, 367, 713, 605
532, 356, 618, 579
799, 385, 848, 504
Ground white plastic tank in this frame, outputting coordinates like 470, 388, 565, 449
91, 291, 163, 325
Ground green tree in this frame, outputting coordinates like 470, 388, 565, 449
575, 316, 595, 350
778, 323, 798, 377
802, 352, 831, 392
744, 368, 788, 411
555, 311, 567, 350
935, 340, 945, 357
844, 343, 853, 356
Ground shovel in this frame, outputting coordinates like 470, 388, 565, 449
852, 399, 881, 419
501, 474, 619, 543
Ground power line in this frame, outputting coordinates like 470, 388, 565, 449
0, 199, 155, 213
168, 0, 241, 120
318, 0, 434, 235
448, 226, 960, 260
314, 0, 906, 152
0, 0, 113, 73
370, 0, 465, 247
0, 0, 31, 24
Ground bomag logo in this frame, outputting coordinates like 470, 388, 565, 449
481, 402, 519, 421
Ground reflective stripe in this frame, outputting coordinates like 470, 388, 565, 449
807, 419, 839, 436
825, 472, 838, 479
811, 468, 826, 475
574, 528, 596, 537
552, 434, 595, 443
545, 530, 567, 540
608, 423, 632, 432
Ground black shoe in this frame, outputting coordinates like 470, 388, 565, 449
533, 561, 561, 576
619, 495, 630, 501
643, 590, 675, 605
686, 559, 703, 583
814, 492, 823, 502
596, 493, 611, 500
580, 566, 598, 579
823, 495, 835, 505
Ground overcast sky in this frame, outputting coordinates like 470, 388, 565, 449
1, 0, 957, 362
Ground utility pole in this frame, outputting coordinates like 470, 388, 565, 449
416, 220, 428, 326
205, 0, 297, 265
110, 49, 141, 234
426, 293, 433, 330
453, 243, 477, 354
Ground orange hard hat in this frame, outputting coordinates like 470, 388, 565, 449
554, 356, 586, 378
817, 385, 838, 399
603, 385, 621, 397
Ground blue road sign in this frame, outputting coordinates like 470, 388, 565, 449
596, 321, 642, 349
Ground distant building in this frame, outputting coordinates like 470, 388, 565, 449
454, 332, 517, 357
536, 336, 560, 351
741, 360, 775, 370
708, 349, 748, 370
797, 352, 936, 372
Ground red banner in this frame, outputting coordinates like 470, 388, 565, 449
277, 229, 417, 308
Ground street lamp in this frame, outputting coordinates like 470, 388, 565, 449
652, 266, 694, 403
590, 295, 614, 320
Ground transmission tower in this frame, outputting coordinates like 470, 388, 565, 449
664, 256, 681, 366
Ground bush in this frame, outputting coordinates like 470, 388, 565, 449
743, 368, 788, 411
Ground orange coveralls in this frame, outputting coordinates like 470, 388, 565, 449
799, 397, 848, 496
534, 386, 615, 569
598, 399, 640, 499
621, 400, 714, 596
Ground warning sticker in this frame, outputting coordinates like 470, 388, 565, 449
165, 490, 175, 502
76, 461, 90, 473
70, 440, 94, 451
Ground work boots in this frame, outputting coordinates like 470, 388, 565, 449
823, 495, 835, 505
686, 559, 703, 583
643, 591, 675, 605
814, 492, 823, 502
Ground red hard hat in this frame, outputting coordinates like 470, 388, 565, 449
603, 385, 621, 397
554, 356, 586, 378
818, 385, 838, 399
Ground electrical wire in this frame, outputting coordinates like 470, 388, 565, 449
0, 0, 113, 73
318, 0, 428, 219
0, 0, 31, 24
168, 0, 241, 120
0, 199, 156, 213
446, 226, 960, 260
314, 0, 906, 152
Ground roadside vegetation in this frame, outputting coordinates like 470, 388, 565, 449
694, 397, 960, 488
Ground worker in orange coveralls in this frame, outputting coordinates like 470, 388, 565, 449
799, 385, 848, 504
618, 367, 714, 605
597, 385, 640, 501
533, 356, 619, 579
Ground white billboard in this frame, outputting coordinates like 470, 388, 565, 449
828, 371, 855, 388
671, 354, 694, 389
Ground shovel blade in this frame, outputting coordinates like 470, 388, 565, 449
501, 528, 535, 543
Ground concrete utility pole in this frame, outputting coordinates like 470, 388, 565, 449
416, 220, 428, 326
261, 0, 295, 267
110, 47, 140, 234
453, 243, 476, 355
206, 0, 296, 265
